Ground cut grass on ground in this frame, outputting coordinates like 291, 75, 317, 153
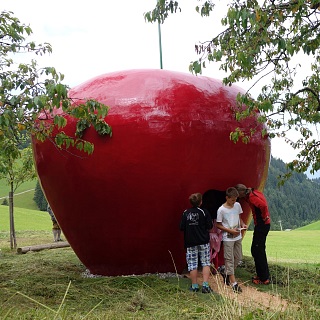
0, 231, 319, 319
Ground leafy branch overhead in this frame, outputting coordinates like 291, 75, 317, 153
0, 10, 112, 159
145, 0, 320, 178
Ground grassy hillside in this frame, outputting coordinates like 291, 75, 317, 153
265, 156, 320, 230
295, 220, 320, 230
242, 230, 320, 265
0, 179, 38, 210
0, 205, 51, 231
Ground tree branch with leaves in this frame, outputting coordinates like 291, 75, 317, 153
0, 10, 113, 247
145, 0, 320, 180
0, 10, 112, 157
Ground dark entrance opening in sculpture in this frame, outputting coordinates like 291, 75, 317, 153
201, 189, 226, 220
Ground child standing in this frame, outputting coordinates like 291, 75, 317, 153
47, 204, 63, 242
216, 187, 247, 293
180, 193, 214, 293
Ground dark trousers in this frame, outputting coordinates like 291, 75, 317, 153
251, 224, 270, 281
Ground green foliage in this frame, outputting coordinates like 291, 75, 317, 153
145, 1, 320, 178
33, 180, 48, 211
144, 1, 181, 24
1, 197, 8, 206
0, 10, 112, 162
265, 156, 320, 230
0, 145, 36, 192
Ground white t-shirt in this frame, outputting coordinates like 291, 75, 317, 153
217, 202, 243, 242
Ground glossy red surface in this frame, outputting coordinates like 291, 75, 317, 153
32, 69, 270, 276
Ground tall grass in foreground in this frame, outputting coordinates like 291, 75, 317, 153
0, 231, 319, 319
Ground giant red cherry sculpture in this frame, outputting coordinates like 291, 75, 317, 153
32, 69, 270, 276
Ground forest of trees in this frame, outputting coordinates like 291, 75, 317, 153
264, 157, 320, 230
33, 181, 48, 212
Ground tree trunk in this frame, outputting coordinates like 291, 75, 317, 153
9, 190, 17, 249
17, 241, 70, 254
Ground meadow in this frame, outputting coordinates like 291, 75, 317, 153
242, 227, 320, 265
0, 205, 319, 319
0, 179, 38, 210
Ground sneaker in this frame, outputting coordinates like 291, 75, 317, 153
252, 278, 270, 285
252, 276, 260, 281
202, 285, 213, 294
232, 283, 242, 293
189, 286, 199, 292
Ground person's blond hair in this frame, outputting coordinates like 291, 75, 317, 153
235, 184, 247, 191
235, 184, 249, 195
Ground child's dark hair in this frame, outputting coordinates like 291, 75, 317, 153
189, 193, 202, 207
226, 187, 239, 198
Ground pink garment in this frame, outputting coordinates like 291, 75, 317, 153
209, 220, 223, 262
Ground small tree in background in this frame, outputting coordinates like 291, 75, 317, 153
0, 143, 36, 248
0, 10, 112, 248
33, 180, 48, 211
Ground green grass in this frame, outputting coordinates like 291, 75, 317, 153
0, 210, 320, 320
0, 178, 38, 210
0, 195, 319, 318
0, 231, 319, 319
0, 206, 51, 232
242, 230, 320, 265
295, 220, 320, 230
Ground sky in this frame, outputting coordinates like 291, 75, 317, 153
2, 0, 319, 178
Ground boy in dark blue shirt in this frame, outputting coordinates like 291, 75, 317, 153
180, 193, 213, 293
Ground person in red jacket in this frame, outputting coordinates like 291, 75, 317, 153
235, 184, 271, 284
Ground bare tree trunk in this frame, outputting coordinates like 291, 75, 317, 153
9, 189, 17, 249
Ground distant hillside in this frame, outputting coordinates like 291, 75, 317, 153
0, 205, 50, 231
264, 157, 320, 230
312, 177, 320, 185
294, 220, 320, 231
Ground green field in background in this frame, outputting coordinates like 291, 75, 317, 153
1, 204, 319, 265
0, 179, 38, 210
242, 229, 320, 264
0, 206, 51, 231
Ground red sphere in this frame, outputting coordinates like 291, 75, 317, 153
32, 69, 270, 276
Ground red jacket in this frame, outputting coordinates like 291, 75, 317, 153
247, 190, 271, 226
